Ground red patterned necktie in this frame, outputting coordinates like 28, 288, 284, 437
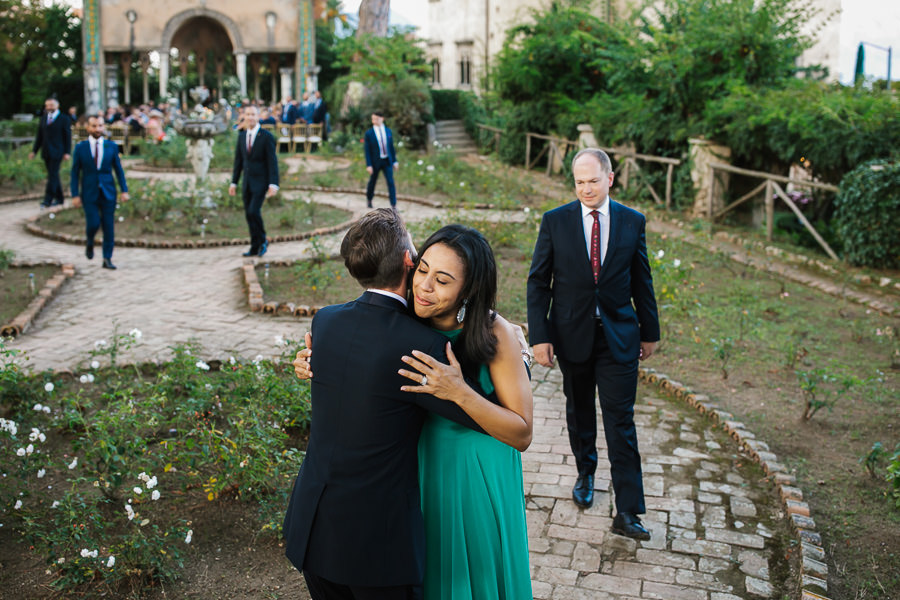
247, 132, 252, 153
95, 140, 100, 169
590, 210, 600, 283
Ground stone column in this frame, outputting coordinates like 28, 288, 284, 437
141, 53, 151, 104
196, 53, 208, 87
119, 54, 132, 106
577, 124, 599, 149
279, 67, 294, 101
235, 51, 249, 98
84, 64, 103, 115
270, 54, 279, 101
158, 52, 169, 100
105, 63, 120, 108
689, 138, 732, 219
250, 55, 263, 101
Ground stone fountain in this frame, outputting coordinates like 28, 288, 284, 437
171, 86, 228, 208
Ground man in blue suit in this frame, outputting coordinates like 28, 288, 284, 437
229, 105, 279, 257
527, 148, 659, 540
364, 111, 398, 209
280, 98, 298, 125
30, 97, 72, 207
70, 115, 129, 270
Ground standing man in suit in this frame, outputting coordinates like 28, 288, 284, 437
70, 115, 129, 270
30, 97, 72, 208
283, 208, 490, 599
300, 91, 315, 124
364, 111, 398, 209
229, 104, 279, 257
527, 148, 660, 540
280, 97, 298, 125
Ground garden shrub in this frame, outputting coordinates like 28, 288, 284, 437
0, 145, 46, 192
833, 159, 900, 269
431, 90, 464, 121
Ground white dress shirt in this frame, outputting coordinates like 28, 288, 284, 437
367, 288, 408, 307
92, 136, 104, 168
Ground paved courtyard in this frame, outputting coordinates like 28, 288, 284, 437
2, 171, 789, 598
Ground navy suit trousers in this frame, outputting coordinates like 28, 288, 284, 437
43, 156, 65, 206
242, 187, 267, 251
557, 321, 645, 514
83, 193, 117, 259
366, 157, 396, 206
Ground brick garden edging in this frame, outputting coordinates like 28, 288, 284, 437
1, 261, 76, 338
282, 184, 502, 211
129, 161, 230, 174
0, 192, 44, 206
241, 257, 338, 315
22, 205, 357, 250
638, 366, 833, 600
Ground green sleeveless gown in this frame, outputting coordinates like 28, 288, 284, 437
417, 328, 532, 599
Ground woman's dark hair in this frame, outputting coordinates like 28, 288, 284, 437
418, 225, 498, 370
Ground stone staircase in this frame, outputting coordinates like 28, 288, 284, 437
433, 120, 477, 154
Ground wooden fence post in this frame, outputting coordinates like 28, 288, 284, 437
765, 179, 774, 241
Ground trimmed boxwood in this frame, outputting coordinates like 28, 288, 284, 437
833, 159, 900, 269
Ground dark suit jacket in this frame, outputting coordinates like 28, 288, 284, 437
231, 128, 279, 195
311, 99, 327, 124
70, 138, 127, 203
283, 291, 485, 587
32, 111, 72, 160
527, 199, 660, 365
364, 126, 397, 167
280, 104, 299, 125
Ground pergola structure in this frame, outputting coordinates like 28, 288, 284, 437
81, 0, 321, 113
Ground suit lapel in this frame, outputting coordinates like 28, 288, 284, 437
599, 201, 624, 281
567, 201, 593, 282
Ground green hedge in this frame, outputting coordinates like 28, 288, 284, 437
431, 90, 464, 121
833, 159, 900, 269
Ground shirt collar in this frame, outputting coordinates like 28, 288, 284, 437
367, 288, 407, 307
248, 124, 261, 137
580, 197, 610, 218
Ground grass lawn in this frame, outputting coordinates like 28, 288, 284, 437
0, 264, 59, 324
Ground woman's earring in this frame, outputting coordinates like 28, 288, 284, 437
456, 299, 468, 324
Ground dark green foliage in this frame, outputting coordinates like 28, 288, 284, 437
833, 159, 900, 269
431, 90, 465, 121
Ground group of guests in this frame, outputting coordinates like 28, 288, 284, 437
272, 90, 328, 130
286, 147, 661, 598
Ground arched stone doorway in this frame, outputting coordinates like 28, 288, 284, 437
170, 16, 235, 106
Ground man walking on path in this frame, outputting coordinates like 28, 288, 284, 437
229, 105, 279, 257
363, 111, 398, 209
527, 147, 660, 540
70, 115, 129, 270
30, 97, 72, 208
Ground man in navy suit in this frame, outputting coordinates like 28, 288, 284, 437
527, 148, 660, 540
70, 115, 129, 270
283, 208, 492, 599
364, 111, 398, 209
230, 105, 279, 257
30, 97, 72, 207
280, 98, 298, 125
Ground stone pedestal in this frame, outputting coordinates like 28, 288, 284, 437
577, 124, 598, 149
689, 138, 732, 219
185, 138, 216, 208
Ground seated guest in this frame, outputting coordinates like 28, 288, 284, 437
259, 108, 277, 125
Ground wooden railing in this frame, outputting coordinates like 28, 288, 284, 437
600, 147, 681, 209
474, 124, 503, 155
525, 132, 578, 175
708, 162, 840, 260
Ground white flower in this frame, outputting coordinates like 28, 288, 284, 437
459, 182, 465, 187
38, 433, 45, 442
229, 356, 236, 365
196, 360, 210, 371
91, 360, 100, 369
146, 476, 157, 489
673, 258, 682, 268
133, 487, 143, 495
44, 382, 54, 393
80, 375, 88, 383
51, 500, 59, 508
57, 557, 65, 564
33, 403, 44, 412
86, 374, 95, 383
138, 472, 149, 482
80, 548, 91, 558
14, 500, 22, 509
184, 529, 193, 544
523, 207, 531, 213
29, 428, 41, 441
67, 457, 78, 470
118, 216, 124, 222
656, 250, 665, 259
416, 159, 424, 165
49, 213, 55, 220
129, 329, 142, 340
426, 165, 435, 171
151, 490, 160, 501
124, 504, 135, 521
37, 469, 46, 478
106, 556, 115, 568
16, 448, 25, 457
42, 406, 50, 414
94, 340, 107, 349
0, 418, 18, 436
274, 335, 285, 347
25, 444, 34, 455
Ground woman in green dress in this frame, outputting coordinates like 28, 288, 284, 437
294, 224, 533, 598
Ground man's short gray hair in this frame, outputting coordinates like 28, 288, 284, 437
572, 148, 612, 174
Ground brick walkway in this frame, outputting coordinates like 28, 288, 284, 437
2, 168, 788, 598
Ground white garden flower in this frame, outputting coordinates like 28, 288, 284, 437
51, 500, 59, 508
80, 375, 88, 383
274, 335, 285, 346
0, 418, 18, 436
656, 250, 665, 259
86, 374, 94, 383
229, 356, 236, 365
16, 448, 25, 457
29, 428, 40, 441
459, 182, 465, 187
124, 504, 135, 521
523, 207, 531, 213
37, 469, 46, 478
91, 360, 100, 369
184, 530, 193, 544
14, 500, 22, 509
33, 403, 43, 412
673, 258, 682, 268
146, 476, 158, 489
138, 472, 149, 482
57, 557, 65, 564
118, 216, 124, 222
133, 487, 143, 495
196, 360, 210, 371
42, 406, 50, 414
25, 444, 34, 455
416, 159, 424, 165
129, 329, 142, 340
106, 556, 115, 568
151, 490, 160, 501
67, 457, 78, 470
426, 165, 435, 171
49, 213, 55, 220
94, 340, 107, 349
80, 548, 90, 558
44, 382, 54, 393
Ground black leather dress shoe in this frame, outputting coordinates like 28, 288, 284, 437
242, 249, 257, 257
258, 240, 268, 257
612, 512, 651, 540
572, 475, 594, 508
85, 244, 94, 260
102, 258, 117, 270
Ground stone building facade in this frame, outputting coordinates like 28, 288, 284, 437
82, 0, 324, 113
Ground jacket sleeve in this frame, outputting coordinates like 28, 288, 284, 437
630, 216, 661, 342
266, 131, 279, 187
388, 129, 398, 164
69, 144, 81, 198
63, 119, 72, 155
33, 120, 44, 154
526, 213, 555, 345
363, 130, 373, 167
112, 147, 128, 194
231, 133, 244, 186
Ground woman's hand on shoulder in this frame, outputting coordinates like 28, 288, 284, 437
491, 314, 531, 369
292, 332, 313, 380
